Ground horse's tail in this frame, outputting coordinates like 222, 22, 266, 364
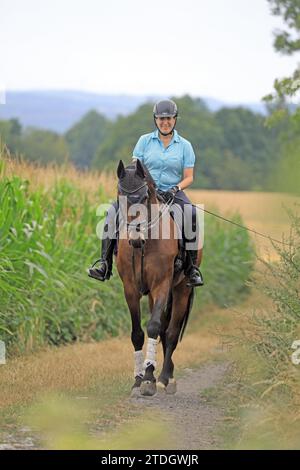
179, 288, 195, 342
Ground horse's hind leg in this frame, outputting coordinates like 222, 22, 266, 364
158, 283, 193, 393
157, 319, 181, 393
124, 288, 144, 395
156, 304, 172, 392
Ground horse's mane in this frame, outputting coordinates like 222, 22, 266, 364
140, 162, 156, 189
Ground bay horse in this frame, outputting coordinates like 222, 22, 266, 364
116, 159, 202, 396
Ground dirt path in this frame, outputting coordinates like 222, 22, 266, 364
128, 362, 229, 450
0, 430, 37, 450
0, 361, 229, 450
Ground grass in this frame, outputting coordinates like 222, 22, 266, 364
1, 147, 117, 201
208, 207, 300, 449
189, 188, 299, 261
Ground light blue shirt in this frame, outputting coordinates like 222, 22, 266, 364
132, 129, 195, 191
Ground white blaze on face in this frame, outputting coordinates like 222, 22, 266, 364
128, 203, 148, 241
128, 230, 145, 242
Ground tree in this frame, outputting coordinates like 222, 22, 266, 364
269, 0, 300, 55
93, 95, 277, 191
264, 1, 300, 115
264, 0, 300, 195
92, 103, 154, 171
65, 110, 111, 168
20, 128, 69, 165
215, 107, 280, 189
0, 118, 22, 153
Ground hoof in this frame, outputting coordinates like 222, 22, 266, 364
156, 381, 166, 394
140, 380, 157, 396
166, 378, 177, 395
130, 376, 143, 397
130, 386, 141, 398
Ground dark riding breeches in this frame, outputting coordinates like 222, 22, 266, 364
102, 201, 119, 240
171, 190, 199, 249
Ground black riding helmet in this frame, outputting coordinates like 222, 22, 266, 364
153, 99, 178, 136
153, 99, 178, 118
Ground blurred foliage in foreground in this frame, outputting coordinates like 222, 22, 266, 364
26, 392, 169, 450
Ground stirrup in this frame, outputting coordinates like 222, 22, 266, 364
186, 266, 204, 287
88, 259, 111, 281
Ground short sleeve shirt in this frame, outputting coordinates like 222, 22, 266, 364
132, 129, 195, 191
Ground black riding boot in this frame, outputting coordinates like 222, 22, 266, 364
88, 236, 116, 282
185, 250, 204, 287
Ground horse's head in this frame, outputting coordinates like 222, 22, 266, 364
117, 159, 153, 247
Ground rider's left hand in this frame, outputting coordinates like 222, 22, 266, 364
164, 185, 180, 202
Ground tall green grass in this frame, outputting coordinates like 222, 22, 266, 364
197, 209, 255, 309
0, 163, 130, 352
219, 206, 300, 449
0, 157, 255, 354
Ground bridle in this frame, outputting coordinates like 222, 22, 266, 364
118, 180, 148, 196
118, 180, 149, 234
118, 180, 173, 234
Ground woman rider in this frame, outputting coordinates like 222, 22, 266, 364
88, 99, 204, 287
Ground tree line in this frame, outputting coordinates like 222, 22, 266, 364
0, 95, 283, 191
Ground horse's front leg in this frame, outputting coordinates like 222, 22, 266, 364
141, 280, 171, 397
124, 288, 145, 395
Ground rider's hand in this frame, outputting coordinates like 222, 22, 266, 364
163, 185, 180, 202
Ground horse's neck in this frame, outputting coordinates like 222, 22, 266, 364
149, 190, 160, 214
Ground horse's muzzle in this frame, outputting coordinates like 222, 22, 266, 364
128, 231, 146, 248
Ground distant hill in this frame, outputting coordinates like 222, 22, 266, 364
0, 90, 267, 133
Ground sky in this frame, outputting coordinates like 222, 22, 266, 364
0, 0, 299, 103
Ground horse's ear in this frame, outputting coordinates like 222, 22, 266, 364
135, 158, 145, 179
117, 160, 126, 179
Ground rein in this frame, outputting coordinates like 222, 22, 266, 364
174, 194, 290, 246
131, 242, 146, 294
119, 184, 174, 232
